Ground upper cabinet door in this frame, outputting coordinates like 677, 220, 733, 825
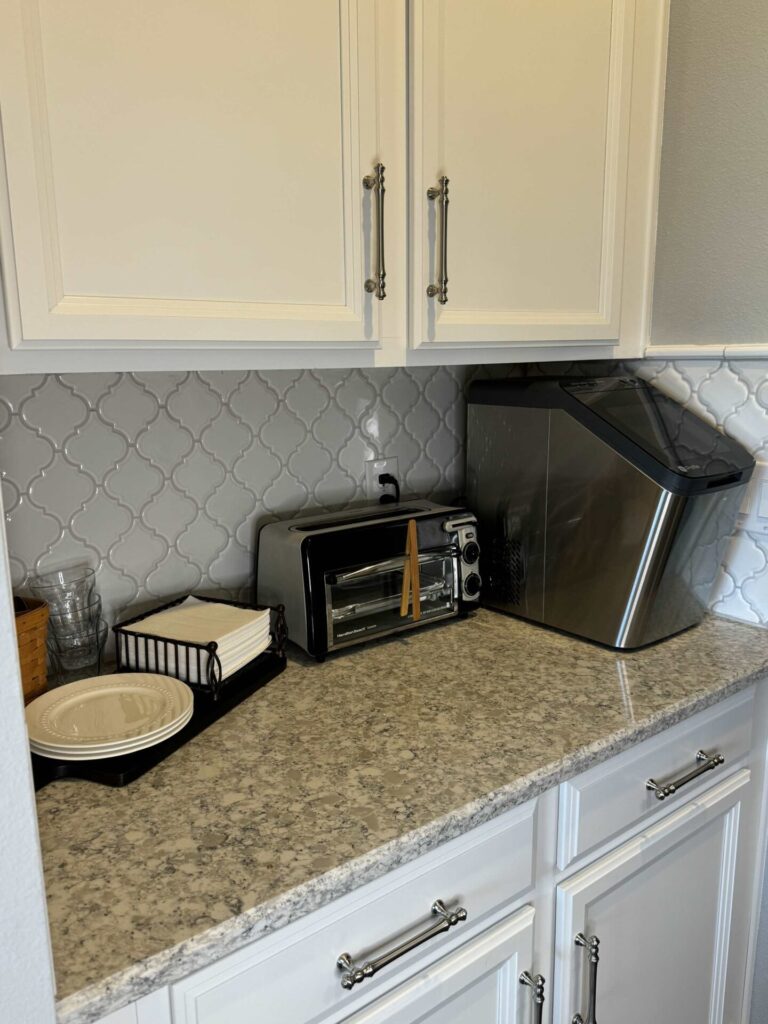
411, 0, 636, 348
0, 0, 385, 346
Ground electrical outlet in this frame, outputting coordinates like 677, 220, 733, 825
365, 457, 399, 499
737, 460, 768, 535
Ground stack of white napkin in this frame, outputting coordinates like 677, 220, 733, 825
120, 597, 271, 685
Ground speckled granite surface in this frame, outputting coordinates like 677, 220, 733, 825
38, 610, 768, 1024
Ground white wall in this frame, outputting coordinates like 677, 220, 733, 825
647, 2, 768, 1016
0, 494, 56, 1022
651, 0, 768, 346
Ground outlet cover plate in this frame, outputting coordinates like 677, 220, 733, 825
737, 460, 768, 535
365, 457, 399, 499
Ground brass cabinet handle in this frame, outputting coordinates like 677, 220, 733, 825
426, 176, 449, 304
336, 899, 467, 990
646, 749, 725, 801
363, 163, 386, 299
520, 971, 545, 1024
573, 932, 600, 1024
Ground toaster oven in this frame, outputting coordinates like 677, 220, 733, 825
256, 500, 480, 660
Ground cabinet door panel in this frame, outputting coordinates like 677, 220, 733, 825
412, 0, 635, 346
0, 0, 382, 345
554, 770, 751, 1024
346, 906, 537, 1024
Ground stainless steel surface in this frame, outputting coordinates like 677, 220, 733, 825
363, 163, 386, 299
572, 933, 600, 1024
646, 748, 725, 800
426, 176, 449, 304
443, 516, 482, 604
282, 500, 443, 534
466, 402, 747, 648
519, 971, 545, 1024
336, 899, 467, 990
442, 516, 476, 532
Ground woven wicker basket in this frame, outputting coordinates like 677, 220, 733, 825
14, 597, 49, 704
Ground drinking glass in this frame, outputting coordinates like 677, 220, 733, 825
47, 594, 103, 638
47, 617, 108, 674
29, 566, 96, 616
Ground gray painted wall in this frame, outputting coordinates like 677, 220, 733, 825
651, 3, 768, 1018
651, 0, 768, 345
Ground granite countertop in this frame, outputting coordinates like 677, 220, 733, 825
37, 610, 768, 1024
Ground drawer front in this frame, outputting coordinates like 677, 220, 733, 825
557, 688, 755, 870
171, 798, 536, 1024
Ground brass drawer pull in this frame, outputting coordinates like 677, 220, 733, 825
336, 898, 467, 990
646, 749, 725, 801
572, 932, 600, 1024
363, 163, 386, 299
520, 970, 545, 1024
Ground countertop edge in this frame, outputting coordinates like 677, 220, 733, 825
55, 664, 768, 1024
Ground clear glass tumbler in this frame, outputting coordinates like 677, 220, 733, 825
47, 617, 108, 674
29, 566, 96, 616
47, 594, 103, 639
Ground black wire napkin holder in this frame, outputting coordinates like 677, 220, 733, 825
113, 594, 287, 699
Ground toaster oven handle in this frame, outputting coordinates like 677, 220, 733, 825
333, 552, 444, 583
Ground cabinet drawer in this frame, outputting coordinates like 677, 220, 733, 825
557, 689, 755, 870
171, 798, 536, 1024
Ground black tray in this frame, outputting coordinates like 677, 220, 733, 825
31, 649, 285, 790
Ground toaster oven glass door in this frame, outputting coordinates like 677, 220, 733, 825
325, 547, 458, 649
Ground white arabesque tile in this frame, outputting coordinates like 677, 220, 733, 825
98, 376, 159, 441
0, 369, 467, 626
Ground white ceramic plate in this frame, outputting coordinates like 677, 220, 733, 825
30, 703, 194, 757
30, 705, 194, 761
28, 698, 194, 752
26, 673, 193, 752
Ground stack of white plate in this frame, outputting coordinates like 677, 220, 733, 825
26, 673, 194, 761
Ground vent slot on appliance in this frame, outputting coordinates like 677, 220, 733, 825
487, 538, 524, 607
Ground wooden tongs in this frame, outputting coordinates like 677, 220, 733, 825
400, 518, 421, 620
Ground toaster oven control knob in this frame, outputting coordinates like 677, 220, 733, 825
464, 573, 481, 597
462, 541, 480, 565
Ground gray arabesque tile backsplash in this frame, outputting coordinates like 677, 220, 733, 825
0, 368, 468, 626
1, 360, 766, 633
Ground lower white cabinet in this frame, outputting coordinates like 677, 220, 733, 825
344, 906, 538, 1024
554, 768, 753, 1024
95, 988, 172, 1024
169, 800, 537, 1024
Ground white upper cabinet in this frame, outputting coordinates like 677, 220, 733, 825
411, 0, 636, 348
0, 0, 387, 347
0, 0, 667, 368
